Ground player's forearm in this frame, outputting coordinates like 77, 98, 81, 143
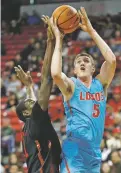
89, 29, 116, 64
51, 38, 63, 78
26, 86, 36, 101
38, 40, 55, 110
41, 39, 55, 81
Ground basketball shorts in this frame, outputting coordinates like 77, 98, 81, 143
60, 137, 101, 173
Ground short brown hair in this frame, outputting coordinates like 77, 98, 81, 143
74, 52, 95, 67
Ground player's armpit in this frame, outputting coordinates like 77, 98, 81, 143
96, 60, 116, 88
53, 72, 75, 101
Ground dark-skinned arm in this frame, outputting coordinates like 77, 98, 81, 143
38, 16, 55, 111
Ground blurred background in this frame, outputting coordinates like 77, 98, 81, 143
1, 0, 121, 173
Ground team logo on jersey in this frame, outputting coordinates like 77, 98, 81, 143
80, 91, 104, 101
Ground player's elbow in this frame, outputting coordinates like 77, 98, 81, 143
51, 72, 61, 80
111, 54, 116, 65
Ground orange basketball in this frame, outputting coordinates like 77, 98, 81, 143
52, 5, 80, 34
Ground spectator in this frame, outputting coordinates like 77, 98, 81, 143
27, 10, 40, 25
1, 117, 15, 156
110, 150, 121, 173
20, 38, 35, 61
108, 38, 121, 56
20, 12, 29, 25
1, 20, 8, 35
6, 92, 18, 110
28, 55, 39, 71
77, 30, 91, 40
108, 86, 121, 113
0, 164, 5, 173
1, 78, 6, 97
36, 32, 44, 44
103, 16, 114, 39
114, 30, 121, 41
9, 153, 18, 165
5, 60, 15, 74
101, 162, 111, 173
31, 42, 44, 59
105, 105, 115, 129
14, 53, 23, 67
9, 164, 19, 173
1, 42, 6, 55
9, 20, 21, 35
7, 74, 22, 94
16, 85, 26, 101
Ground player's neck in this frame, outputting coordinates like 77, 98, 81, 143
78, 76, 92, 88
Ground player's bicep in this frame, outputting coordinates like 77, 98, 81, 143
53, 72, 74, 98
96, 61, 116, 88
38, 78, 53, 111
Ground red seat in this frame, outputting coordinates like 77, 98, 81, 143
11, 124, 22, 131
7, 111, 17, 118
15, 131, 22, 142
1, 55, 14, 60
7, 50, 17, 55
1, 97, 8, 103
10, 117, 20, 124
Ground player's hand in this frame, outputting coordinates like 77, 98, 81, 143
14, 65, 33, 87
50, 17, 64, 40
78, 7, 94, 34
41, 15, 55, 40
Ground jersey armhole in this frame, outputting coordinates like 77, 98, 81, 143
63, 77, 76, 102
95, 78, 107, 101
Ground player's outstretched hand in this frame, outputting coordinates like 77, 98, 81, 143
14, 65, 33, 87
41, 15, 55, 40
78, 7, 94, 34
49, 17, 64, 40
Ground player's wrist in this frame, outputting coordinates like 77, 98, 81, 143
47, 38, 55, 42
26, 83, 34, 88
88, 28, 96, 36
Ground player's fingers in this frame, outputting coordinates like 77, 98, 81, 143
81, 7, 88, 19
79, 23, 83, 28
18, 65, 25, 75
42, 15, 48, 23
78, 10, 83, 19
42, 15, 46, 19
14, 67, 21, 75
46, 16, 50, 20
41, 17, 47, 24
27, 71, 31, 77
41, 18, 46, 23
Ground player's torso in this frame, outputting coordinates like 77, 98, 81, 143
22, 119, 49, 173
22, 116, 61, 173
64, 77, 106, 147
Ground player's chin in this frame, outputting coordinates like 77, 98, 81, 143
79, 72, 87, 78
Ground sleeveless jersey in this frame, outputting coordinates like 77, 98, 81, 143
64, 77, 106, 148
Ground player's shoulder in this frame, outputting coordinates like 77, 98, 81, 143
93, 77, 103, 86
32, 101, 48, 115
32, 101, 50, 122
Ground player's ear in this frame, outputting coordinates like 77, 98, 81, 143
92, 66, 95, 74
74, 66, 77, 75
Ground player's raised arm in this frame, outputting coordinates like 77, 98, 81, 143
78, 7, 116, 88
50, 18, 74, 101
37, 16, 55, 111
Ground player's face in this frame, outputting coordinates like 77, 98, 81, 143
22, 99, 35, 117
74, 56, 94, 78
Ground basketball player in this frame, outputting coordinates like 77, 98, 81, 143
50, 7, 116, 173
15, 16, 61, 173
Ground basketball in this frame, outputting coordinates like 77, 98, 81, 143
52, 5, 80, 34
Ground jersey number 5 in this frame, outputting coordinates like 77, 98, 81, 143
93, 104, 100, 117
